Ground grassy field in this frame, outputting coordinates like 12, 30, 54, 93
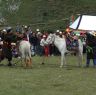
0, 55, 96, 95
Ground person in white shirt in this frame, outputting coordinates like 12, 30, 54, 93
40, 35, 48, 64
40, 35, 48, 47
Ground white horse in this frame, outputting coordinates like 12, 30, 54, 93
46, 33, 83, 67
19, 40, 32, 68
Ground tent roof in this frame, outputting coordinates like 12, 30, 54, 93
69, 15, 96, 31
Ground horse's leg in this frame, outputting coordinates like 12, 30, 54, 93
21, 58, 23, 67
77, 52, 83, 67
21, 53, 26, 67
21, 56, 27, 68
29, 49, 32, 68
23, 58, 27, 68
63, 53, 67, 67
29, 57, 32, 67
27, 58, 31, 68
26, 57, 32, 68
21, 51, 28, 68
77, 40, 83, 67
60, 53, 66, 68
27, 57, 32, 68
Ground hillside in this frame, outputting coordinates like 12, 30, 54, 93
1, 0, 96, 31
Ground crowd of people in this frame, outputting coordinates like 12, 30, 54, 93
0, 24, 96, 68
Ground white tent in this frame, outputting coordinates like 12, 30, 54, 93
69, 15, 96, 31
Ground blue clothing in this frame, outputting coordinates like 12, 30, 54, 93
86, 58, 96, 66
72, 39, 79, 47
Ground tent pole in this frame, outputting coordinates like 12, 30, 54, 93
76, 14, 83, 30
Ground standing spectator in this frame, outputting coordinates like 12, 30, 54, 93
2, 27, 13, 66
22, 25, 31, 42
36, 32, 42, 56
40, 35, 48, 64
86, 33, 96, 67
21, 25, 25, 34
24, 25, 30, 41
16, 23, 21, 33
29, 32, 38, 56
28, 25, 32, 34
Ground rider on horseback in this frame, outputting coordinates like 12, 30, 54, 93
72, 35, 79, 51
66, 32, 79, 51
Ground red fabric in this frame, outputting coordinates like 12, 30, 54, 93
23, 38, 28, 41
44, 46, 49, 56
80, 32, 86, 36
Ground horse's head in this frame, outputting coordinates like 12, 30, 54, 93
46, 33, 54, 44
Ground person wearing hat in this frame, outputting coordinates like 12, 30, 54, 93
40, 34, 48, 64
16, 23, 21, 33
29, 32, 38, 56
71, 35, 79, 52
2, 27, 13, 66
36, 29, 40, 32
55, 30, 60, 36
86, 33, 96, 67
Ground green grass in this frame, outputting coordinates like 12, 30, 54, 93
0, 55, 96, 95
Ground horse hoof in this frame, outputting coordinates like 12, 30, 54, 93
60, 65, 63, 68
41, 63, 45, 65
